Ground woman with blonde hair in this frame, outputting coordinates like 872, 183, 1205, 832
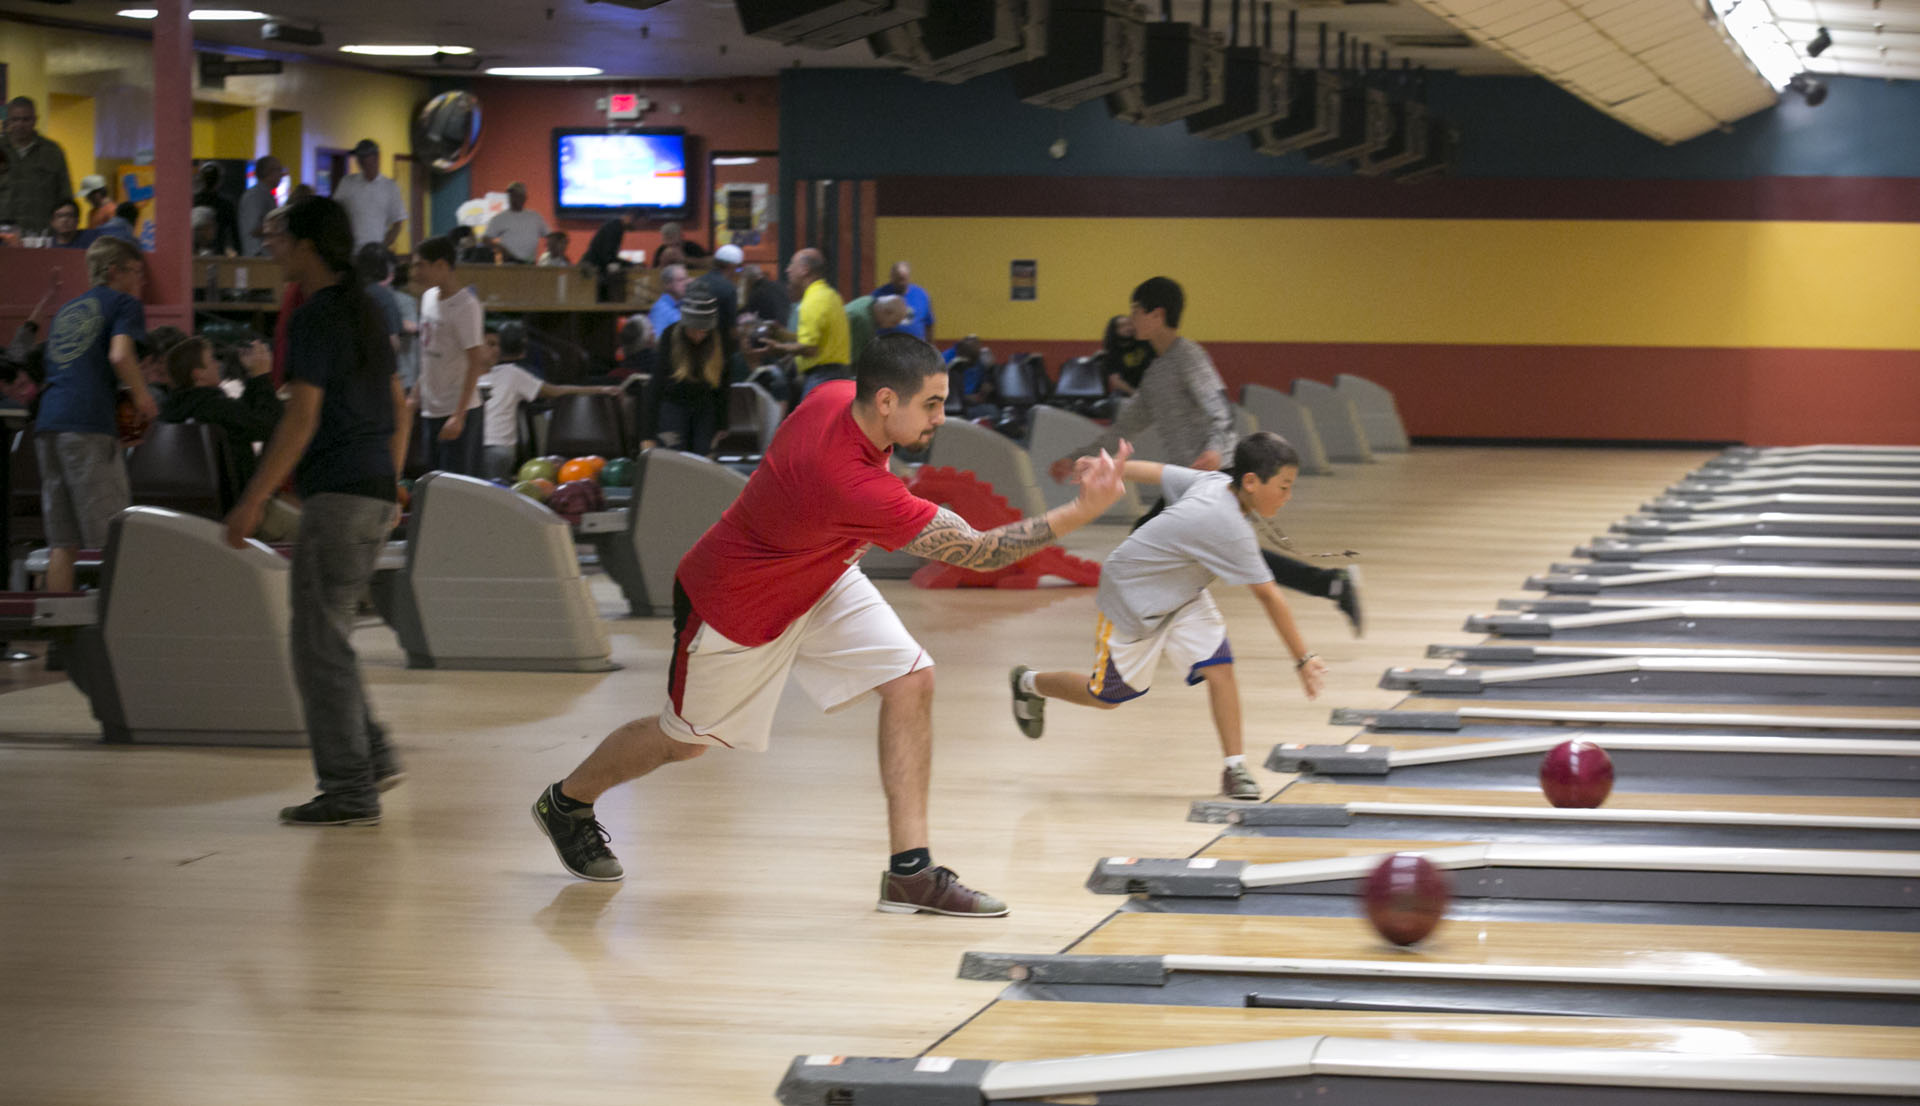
643, 287, 745, 455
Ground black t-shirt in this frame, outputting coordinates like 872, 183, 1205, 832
1105, 335, 1155, 390
582, 219, 627, 271
192, 188, 242, 256
287, 283, 397, 501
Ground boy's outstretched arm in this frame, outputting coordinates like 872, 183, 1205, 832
1121, 460, 1166, 485
1249, 580, 1326, 699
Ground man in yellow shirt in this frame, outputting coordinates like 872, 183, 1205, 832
767, 247, 850, 399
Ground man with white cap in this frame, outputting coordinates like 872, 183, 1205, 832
482, 181, 547, 263
693, 242, 743, 336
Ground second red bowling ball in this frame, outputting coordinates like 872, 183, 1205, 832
1540, 739, 1614, 808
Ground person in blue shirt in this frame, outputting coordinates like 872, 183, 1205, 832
225, 196, 412, 828
872, 261, 935, 344
34, 235, 155, 592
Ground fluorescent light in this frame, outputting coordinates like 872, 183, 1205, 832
712, 157, 760, 166
1713, 0, 1801, 90
119, 8, 270, 19
341, 44, 475, 56
484, 66, 603, 77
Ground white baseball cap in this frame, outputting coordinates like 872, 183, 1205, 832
714, 244, 744, 265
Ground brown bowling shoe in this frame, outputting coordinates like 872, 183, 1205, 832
877, 866, 1009, 917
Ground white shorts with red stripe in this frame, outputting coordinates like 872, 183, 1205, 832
660, 566, 932, 751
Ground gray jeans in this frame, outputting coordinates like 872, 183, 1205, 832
291, 493, 396, 806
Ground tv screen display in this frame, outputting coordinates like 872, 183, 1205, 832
553, 129, 691, 217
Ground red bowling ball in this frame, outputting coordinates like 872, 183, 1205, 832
547, 478, 605, 523
1540, 739, 1615, 808
1361, 853, 1450, 947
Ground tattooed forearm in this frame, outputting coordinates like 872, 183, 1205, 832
900, 507, 1058, 570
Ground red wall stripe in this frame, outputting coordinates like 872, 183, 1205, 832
995, 340, 1920, 447
877, 176, 1920, 223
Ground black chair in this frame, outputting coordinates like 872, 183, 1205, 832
994, 357, 1039, 410
710, 382, 783, 460
126, 421, 239, 520
1049, 355, 1108, 415
545, 393, 627, 459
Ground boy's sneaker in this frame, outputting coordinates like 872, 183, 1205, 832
1332, 565, 1364, 637
1222, 762, 1262, 801
1009, 665, 1046, 739
375, 767, 407, 792
280, 794, 381, 826
877, 866, 1009, 917
531, 784, 624, 882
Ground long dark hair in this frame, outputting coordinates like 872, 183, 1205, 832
285, 196, 393, 381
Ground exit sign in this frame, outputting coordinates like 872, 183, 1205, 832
608, 93, 642, 120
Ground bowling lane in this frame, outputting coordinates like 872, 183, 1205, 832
1336, 698, 1920, 739
983, 912, 1920, 1025
935, 1001, 1920, 1063
1204, 782, 1920, 849
1268, 732, 1920, 796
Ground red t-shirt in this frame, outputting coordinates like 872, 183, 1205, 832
676, 380, 939, 646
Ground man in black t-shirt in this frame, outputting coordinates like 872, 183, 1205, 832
226, 196, 411, 827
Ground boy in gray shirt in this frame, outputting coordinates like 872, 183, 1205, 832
1012, 432, 1328, 800
1050, 276, 1363, 636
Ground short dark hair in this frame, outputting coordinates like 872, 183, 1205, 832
138, 325, 188, 362
855, 332, 944, 405
416, 235, 457, 266
496, 320, 529, 361
115, 200, 140, 223
165, 336, 211, 392
51, 199, 79, 219
1227, 431, 1301, 484
6, 96, 34, 116
353, 242, 392, 284
1131, 276, 1184, 329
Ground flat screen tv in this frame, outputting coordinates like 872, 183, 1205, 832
552, 128, 692, 219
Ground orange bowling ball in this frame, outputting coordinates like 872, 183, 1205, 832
557, 456, 606, 484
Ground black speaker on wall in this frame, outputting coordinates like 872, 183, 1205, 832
1011, 0, 1147, 109
1184, 1, 1285, 140
870, 0, 1047, 84
1302, 39, 1389, 166
737, 0, 927, 48
1108, 2, 1226, 127
1251, 18, 1340, 156
1355, 64, 1427, 177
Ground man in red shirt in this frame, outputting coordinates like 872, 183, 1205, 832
534, 333, 1131, 915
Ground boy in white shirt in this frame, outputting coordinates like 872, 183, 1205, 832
479, 321, 619, 479
1010, 432, 1329, 800
413, 234, 486, 475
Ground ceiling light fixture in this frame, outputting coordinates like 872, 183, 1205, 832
119, 8, 270, 19
341, 45, 476, 56
1806, 26, 1832, 56
711, 157, 760, 166
484, 66, 603, 77
1712, 0, 1801, 89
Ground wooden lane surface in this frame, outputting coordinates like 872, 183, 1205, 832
1403, 698, 1920, 722
937, 1001, 1920, 1062
1067, 913, 1920, 979
1272, 782, 1920, 818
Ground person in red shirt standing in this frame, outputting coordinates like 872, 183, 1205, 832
533, 333, 1131, 915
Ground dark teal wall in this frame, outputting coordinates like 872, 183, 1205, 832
780, 67, 1920, 181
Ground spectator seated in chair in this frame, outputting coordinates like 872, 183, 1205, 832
643, 288, 746, 457
160, 335, 282, 485
478, 321, 619, 480
943, 335, 1000, 420
537, 231, 572, 268
1102, 313, 1154, 397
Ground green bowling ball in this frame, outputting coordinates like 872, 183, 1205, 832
517, 458, 560, 484
601, 457, 634, 488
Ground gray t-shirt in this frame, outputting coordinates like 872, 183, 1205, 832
1096, 466, 1274, 640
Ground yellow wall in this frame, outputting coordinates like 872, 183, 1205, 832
43, 93, 97, 181
877, 216, 1920, 352
1, 17, 424, 207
